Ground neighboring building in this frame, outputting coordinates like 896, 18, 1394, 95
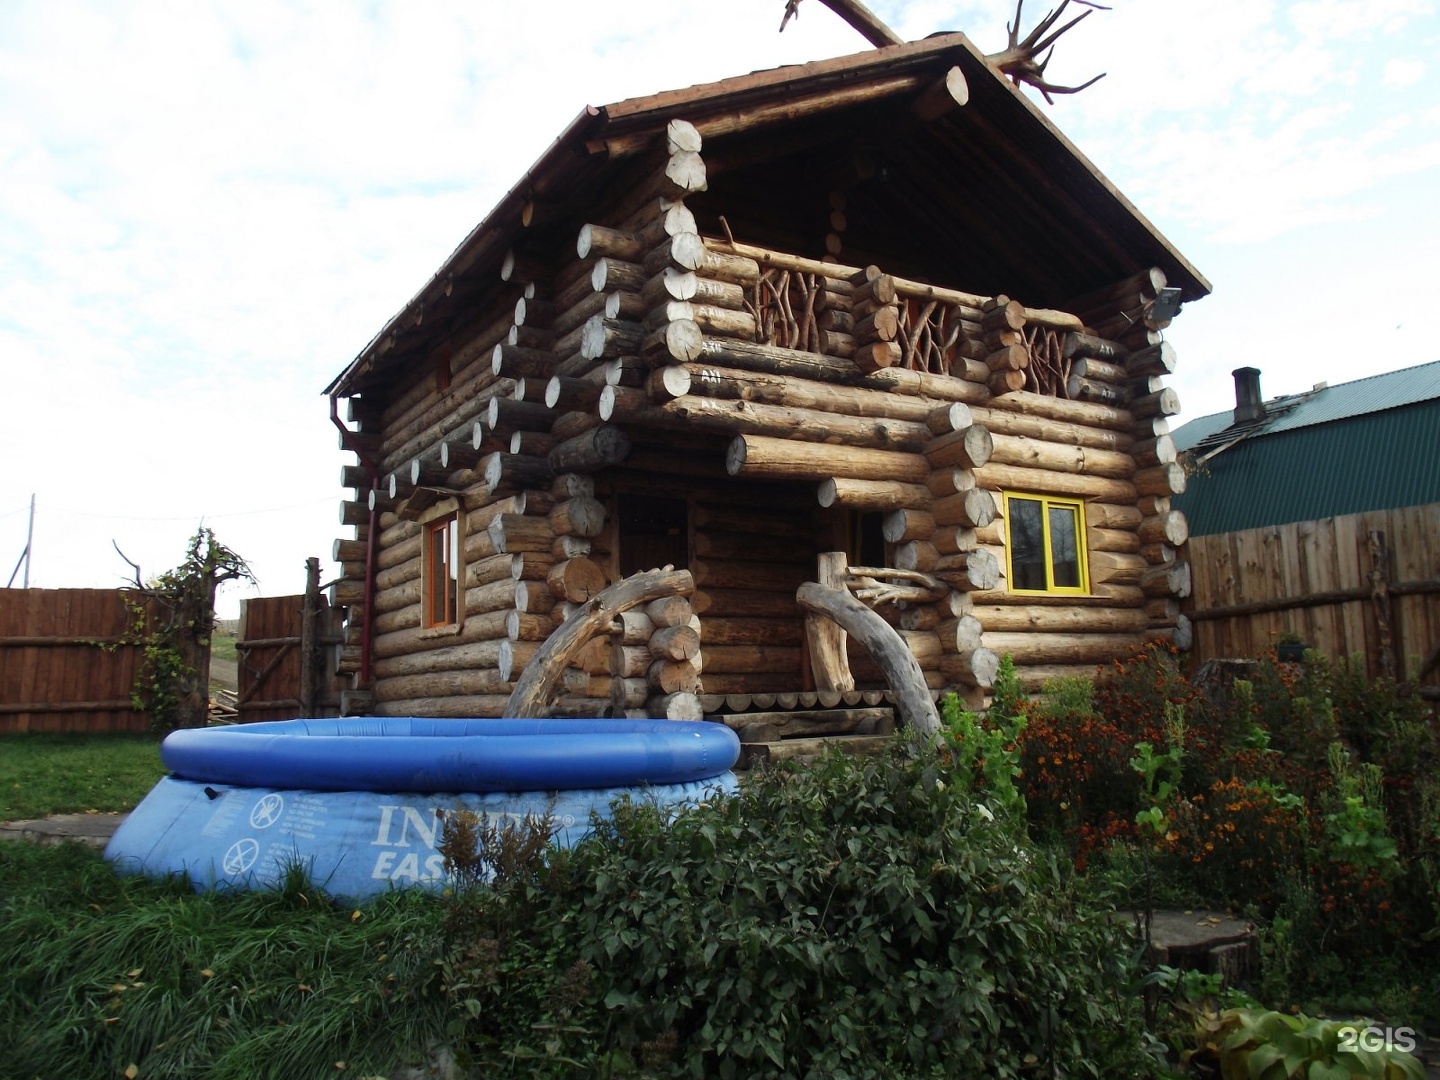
325, 32, 1210, 724
1173, 362, 1440, 536
1173, 362, 1440, 691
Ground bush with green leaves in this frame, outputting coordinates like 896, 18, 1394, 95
435, 736, 1160, 1079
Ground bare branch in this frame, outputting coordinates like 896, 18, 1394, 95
778, 0, 903, 48
112, 540, 144, 589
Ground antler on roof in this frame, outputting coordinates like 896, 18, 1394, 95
987, 0, 1109, 103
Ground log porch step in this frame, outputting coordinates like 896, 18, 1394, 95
736, 733, 893, 771
713, 706, 895, 743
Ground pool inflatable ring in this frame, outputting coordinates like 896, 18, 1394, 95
106, 718, 740, 899
161, 717, 740, 792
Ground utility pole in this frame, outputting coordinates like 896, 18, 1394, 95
6, 494, 33, 589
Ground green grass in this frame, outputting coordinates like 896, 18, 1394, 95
209, 632, 238, 663
0, 843, 449, 1080
0, 734, 165, 820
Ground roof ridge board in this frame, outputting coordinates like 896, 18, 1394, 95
599, 34, 977, 126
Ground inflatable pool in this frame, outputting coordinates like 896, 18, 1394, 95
105, 717, 740, 899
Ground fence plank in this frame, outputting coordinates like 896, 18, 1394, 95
0, 588, 150, 734
1184, 503, 1440, 699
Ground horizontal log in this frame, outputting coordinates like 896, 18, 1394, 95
932, 489, 997, 529
1137, 511, 1189, 546
926, 425, 994, 470
1132, 435, 1177, 468
892, 541, 938, 572
727, 434, 929, 483
974, 463, 1137, 504
818, 477, 933, 510
1087, 526, 1141, 554
695, 616, 804, 647
375, 668, 513, 703
548, 424, 631, 472
376, 694, 512, 718
1087, 550, 1148, 586
1131, 387, 1182, 419
937, 613, 984, 652
699, 644, 803, 674
693, 589, 802, 618
882, 508, 935, 543
612, 391, 931, 453
937, 648, 1000, 689
1012, 664, 1103, 693
972, 605, 1149, 634
932, 548, 1000, 592
981, 631, 1152, 666
967, 583, 1145, 608
1140, 560, 1192, 599
1126, 341, 1176, 377
969, 406, 1134, 454
1085, 503, 1143, 529
1133, 463, 1187, 497
1062, 331, 1127, 363
692, 558, 810, 594
655, 362, 939, 425
650, 624, 701, 661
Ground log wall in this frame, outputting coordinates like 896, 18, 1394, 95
332, 118, 1195, 714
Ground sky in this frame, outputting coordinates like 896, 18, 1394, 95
1, 0, 1436, 617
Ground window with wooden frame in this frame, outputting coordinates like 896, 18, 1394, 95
422, 513, 463, 628
1004, 493, 1089, 595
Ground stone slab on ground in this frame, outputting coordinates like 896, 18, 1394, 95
0, 812, 128, 848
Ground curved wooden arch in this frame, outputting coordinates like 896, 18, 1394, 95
795, 581, 941, 736
505, 568, 693, 719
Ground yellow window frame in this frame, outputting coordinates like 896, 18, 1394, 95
1003, 492, 1090, 596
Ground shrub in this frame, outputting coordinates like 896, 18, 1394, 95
439, 738, 1161, 1078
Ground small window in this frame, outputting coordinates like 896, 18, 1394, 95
423, 515, 462, 627
1004, 493, 1088, 595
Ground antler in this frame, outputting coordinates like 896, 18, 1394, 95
986, 0, 1109, 104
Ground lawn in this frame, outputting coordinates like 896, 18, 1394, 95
0, 734, 165, 820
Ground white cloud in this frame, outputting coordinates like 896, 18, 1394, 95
0, 0, 1437, 615
1383, 58, 1427, 86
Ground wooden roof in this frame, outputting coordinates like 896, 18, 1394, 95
329, 33, 1209, 397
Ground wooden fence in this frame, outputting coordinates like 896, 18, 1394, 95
1184, 502, 1440, 698
0, 588, 153, 734
236, 561, 345, 722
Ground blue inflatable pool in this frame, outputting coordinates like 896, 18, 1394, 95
105, 717, 740, 899
160, 716, 741, 792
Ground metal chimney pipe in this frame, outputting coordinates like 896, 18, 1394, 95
1232, 367, 1265, 425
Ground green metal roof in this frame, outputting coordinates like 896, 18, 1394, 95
1172, 362, 1440, 536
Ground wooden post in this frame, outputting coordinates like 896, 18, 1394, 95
805, 553, 855, 693
300, 557, 320, 717
1368, 529, 1396, 681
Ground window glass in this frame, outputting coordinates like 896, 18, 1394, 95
1048, 504, 1081, 588
424, 516, 460, 627
1009, 497, 1047, 590
1004, 492, 1088, 595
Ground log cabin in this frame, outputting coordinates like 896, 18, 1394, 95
324, 33, 1210, 736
